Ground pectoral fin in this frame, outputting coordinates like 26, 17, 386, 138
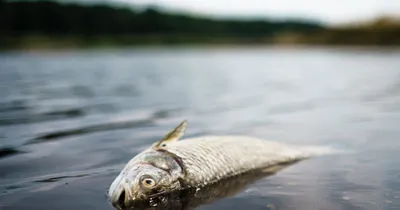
153, 120, 187, 148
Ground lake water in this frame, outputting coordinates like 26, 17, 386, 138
1, 47, 400, 210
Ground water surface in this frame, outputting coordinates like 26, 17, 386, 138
1, 47, 400, 210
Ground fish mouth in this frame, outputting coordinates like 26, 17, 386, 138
117, 189, 127, 208
111, 190, 169, 209
109, 181, 135, 209
111, 188, 159, 209
110, 187, 128, 209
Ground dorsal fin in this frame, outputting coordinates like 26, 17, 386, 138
153, 120, 187, 148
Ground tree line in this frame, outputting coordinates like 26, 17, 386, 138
1, 0, 399, 48
0, 0, 323, 36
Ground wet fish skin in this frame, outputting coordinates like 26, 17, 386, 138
163, 135, 310, 188
124, 163, 297, 210
108, 121, 317, 208
108, 150, 184, 206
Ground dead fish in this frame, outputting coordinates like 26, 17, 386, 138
108, 120, 333, 208
122, 165, 296, 210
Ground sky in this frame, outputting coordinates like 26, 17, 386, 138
106, 0, 400, 25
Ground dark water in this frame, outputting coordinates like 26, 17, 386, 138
1, 47, 400, 210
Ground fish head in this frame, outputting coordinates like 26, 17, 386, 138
108, 150, 184, 208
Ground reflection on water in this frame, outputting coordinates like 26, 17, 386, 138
0, 47, 400, 210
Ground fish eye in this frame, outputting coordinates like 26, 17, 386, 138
141, 177, 156, 188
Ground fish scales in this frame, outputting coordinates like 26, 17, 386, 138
107, 121, 331, 208
164, 136, 309, 187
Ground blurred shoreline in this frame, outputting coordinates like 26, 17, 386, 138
2, 41, 400, 52
1, 1, 400, 50
2, 34, 400, 51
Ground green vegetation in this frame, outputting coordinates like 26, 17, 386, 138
0, 0, 399, 49
297, 17, 400, 46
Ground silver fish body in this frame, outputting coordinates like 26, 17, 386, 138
124, 163, 297, 210
108, 121, 327, 208
162, 136, 310, 187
